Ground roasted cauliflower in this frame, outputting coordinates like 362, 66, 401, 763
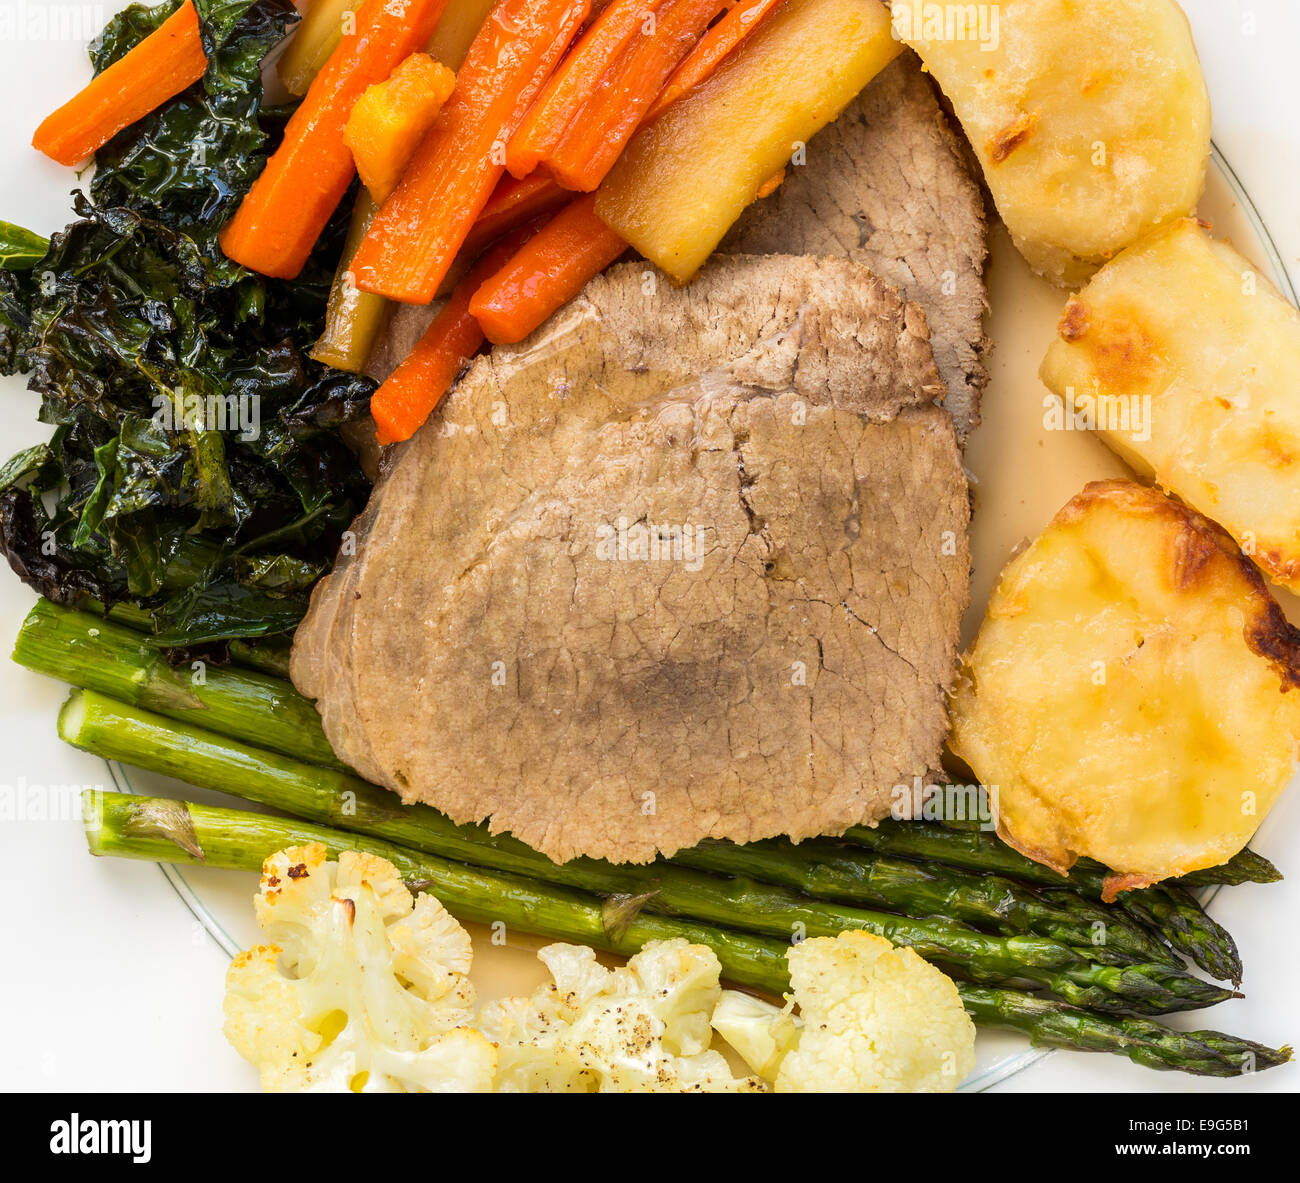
477, 939, 765, 1092
713, 931, 975, 1092
223, 844, 495, 1092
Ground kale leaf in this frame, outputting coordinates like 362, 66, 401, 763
0, 0, 372, 647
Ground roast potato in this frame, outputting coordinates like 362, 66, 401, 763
893, 0, 1210, 286
950, 480, 1300, 892
1041, 218, 1300, 594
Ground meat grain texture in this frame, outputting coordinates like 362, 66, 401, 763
293, 255, 972, 862
365, 56, 990, 439
724, 54, 990, 439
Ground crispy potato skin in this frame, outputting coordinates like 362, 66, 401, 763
893, 0, 1210, 285
1041, 218, 1300, 594
950, 480, 1300, 886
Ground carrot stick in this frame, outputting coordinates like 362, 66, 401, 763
351, 0, 591, 305
543, 0, 726, 192
460, 173, 570, 257
370, 230, 534, 445
219, 0, 451, 280
32, 0, 208, 166
644, 0, 783, 120
504, 0, 667, 181
468, 193, 626, 345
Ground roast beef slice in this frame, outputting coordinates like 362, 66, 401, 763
723, 54, 990, 439
293, 255, 971, 863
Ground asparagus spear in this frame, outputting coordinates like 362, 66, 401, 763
675, 838, 1175, 966
1177, 851, 1282, 888
14, 602, 1181, 966
20, 602, 1247, 985
1113, 883, 1243, 987
14, 600, 341, 769
83, 790, 1291, 1077
846, 820, 1244, 984
59, 689, 1235, 1015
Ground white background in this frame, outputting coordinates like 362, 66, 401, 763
0, 0, 1298, 1092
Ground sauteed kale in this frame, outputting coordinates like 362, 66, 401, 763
0, 0, 372, 647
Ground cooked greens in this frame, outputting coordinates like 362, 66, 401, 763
0, 0, 371, 647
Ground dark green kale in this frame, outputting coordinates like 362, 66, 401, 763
0, 0, 372, 648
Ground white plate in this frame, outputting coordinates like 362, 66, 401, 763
2, 0, 1299, 1092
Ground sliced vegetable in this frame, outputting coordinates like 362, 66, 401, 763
424, 0, 500, 69
505, 0, 665, 180
32, 0, 207, 166
219, 0, 451, 279
351, 0, 592, 304
543, 0, 727, 192
644, 0, 784, 120
370, 231, 533, 444
309, 192, 389, 373
344, 53, 457, 204
469, 193, 626, 345
276, 0, 354, 95
460, 172, 569, 258
595, 0, 900, 281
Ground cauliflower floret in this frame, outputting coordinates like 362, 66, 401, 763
224, 844, 495, 1092
477, 939, 765, 1092
712, 931, 976, 1093
710, 990, 801, 1080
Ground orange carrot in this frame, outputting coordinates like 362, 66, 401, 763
504, 0, 667, 181
468, 193, 626, 345
219, 0, 450, 280
645, 0, 783, 120
351, 0, 591, 305
370, 231, 535, 444
33, 0, 207, 166
543, 0, 726, 192
460, 173, 570, 257
345, 53, 458, 204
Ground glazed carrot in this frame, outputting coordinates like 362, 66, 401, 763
468, 193, 626, 345
345, 54, 458, 204
460, 173, 570, 257
371, 231, 534, 444
543, 0, 726, 191
32, 0, 207, 166
504, 0, 666, 181
645, 0, 784, 120
352, 0, 591, 304
219, 0, 450, 280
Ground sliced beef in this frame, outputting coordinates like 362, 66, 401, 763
292, 255, 971, 863
723, 54, 990, 439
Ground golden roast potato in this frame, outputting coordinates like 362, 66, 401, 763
950, 480, 1300, 894
892, 0, 1210, 286
1041, 217, 1300, 595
